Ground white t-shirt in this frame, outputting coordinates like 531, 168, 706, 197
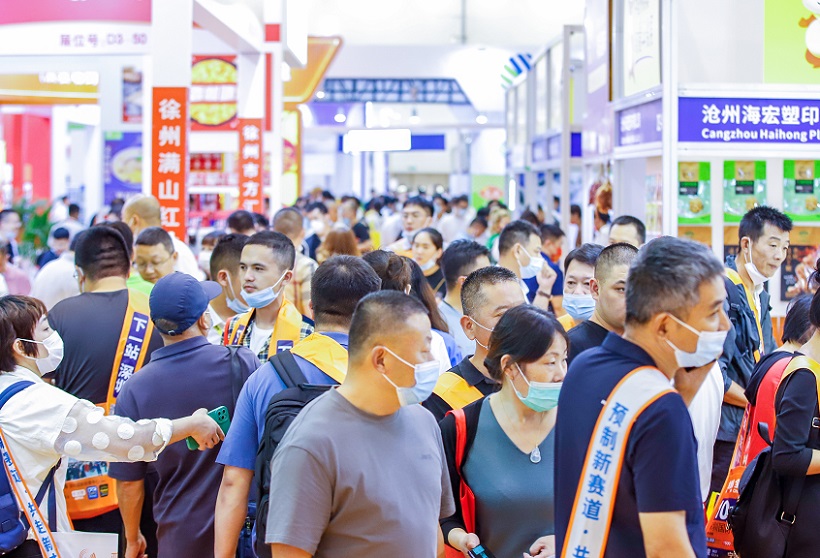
249, 324, 273, 355
31, 252, 80, 310
687, 363, 725, 502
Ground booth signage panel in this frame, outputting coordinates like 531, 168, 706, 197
151, 87, 189, 241
103, 132, 142, 204
679, 97, 820, 144
238, 119, 264, 213
0, 1, 151, 55
584, 0, 613, 156
616, 99, 663, 147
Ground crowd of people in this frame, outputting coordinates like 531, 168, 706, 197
0, 189, 817, 558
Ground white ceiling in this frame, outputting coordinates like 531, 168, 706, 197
305, 0, 585, 48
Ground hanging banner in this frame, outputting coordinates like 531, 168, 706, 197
616, 99, 663, 147
238, 119, 264, 213
765, 0, 820, 84
784, 160, 820, 222
679, 97, 820, 144
621, 0, 661, 97
584, 0, 613, 156
191, 56, 238, 131
151, 87, 188, 241
282, 111, 301, 206
0, 0, 152, 55
103, 131, 142, 204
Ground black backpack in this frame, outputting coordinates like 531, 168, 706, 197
253, 351, 335, 558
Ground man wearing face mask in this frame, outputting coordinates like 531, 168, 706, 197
109, 273, 259, 558
222, 231, 313, 360
424, 267, 527, 422
496, 220, 557, 312
710, 206, 792, 494
567, 243, 638, 365
555, 237, 731, 558
265, 291, 455, 558
557, 243, 605, 332
47, 226, 164, 547
207, 233, 250, 345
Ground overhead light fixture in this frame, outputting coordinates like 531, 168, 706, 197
334, 108, 347, 123
343, 129, 412, 153
475, 114, 488, 125
316, 90, 326, 99
408, 108, 420, 125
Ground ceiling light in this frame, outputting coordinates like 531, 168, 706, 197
475, 114, 488, 125
334, 109, 347, 123
316, 91, 326, 99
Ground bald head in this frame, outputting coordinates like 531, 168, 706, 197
123, 195, 162, 234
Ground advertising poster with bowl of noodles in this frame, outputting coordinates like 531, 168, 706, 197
190, 55, 238, 131
103, 132, 142, 204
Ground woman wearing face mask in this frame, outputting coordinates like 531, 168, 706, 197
412, 227, 446, 298
0, 295, 223, 558
440, 305, 568, 558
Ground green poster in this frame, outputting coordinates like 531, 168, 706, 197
724, 161, 767, 222
471, 175, 505, 209
784, 160, 820, 221
677, 162, 711, 225
765, 0, 820, 83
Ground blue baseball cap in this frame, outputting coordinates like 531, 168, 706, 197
149, 272, 222, 335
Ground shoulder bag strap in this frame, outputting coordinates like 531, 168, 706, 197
268, 351, 308, 388
226, 346, 244, 409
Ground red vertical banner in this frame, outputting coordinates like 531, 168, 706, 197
151, 87, 188, 241
238, 118, 263, 213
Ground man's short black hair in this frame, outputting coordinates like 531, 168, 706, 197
570, 204, 582, 218
348, 291, 428, 360
68, 203, 81, 217
245, 230, 296, 270
498, 220, 540, 256
135, 227, 175, 254
210, 233, 249, 278
565, 243, 604, 274
783, 293, 814, 345
461, 266, 519, 317
0, 209, 19, 224
595, 242, 639, 284
403, 196, 434, 217
738, 206, 793, 244
227, 210, 255, 233
51, 227, 70, 240
440, 240, 491, 290
311, 256, 382, 328
540, 223, 565, 243
99, 222, 134, 259
611, 215, 647, 245
305, 201, 328, 215
253, 213, 270, 230
75, 227, 131, 281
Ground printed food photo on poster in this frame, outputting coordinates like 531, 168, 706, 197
103, 131, 142, 204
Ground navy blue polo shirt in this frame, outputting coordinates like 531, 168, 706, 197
109, 336, 260, 558
217, 331, 349, 471
524, 255, 563, 303
554, 333, 706, 558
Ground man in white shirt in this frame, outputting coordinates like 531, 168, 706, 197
123, 195, 205, 280
31, 248, 80, 310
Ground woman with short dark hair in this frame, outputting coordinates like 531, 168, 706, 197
440, 305, 567, 558
0, 295, 222, 558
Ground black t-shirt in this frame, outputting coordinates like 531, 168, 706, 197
305, 234, 322, 261
425, 267, 447, 298
48, 290, 163, 404
423, 356, 499, 423
567, 319, 609, 365
352, 221, 371, 242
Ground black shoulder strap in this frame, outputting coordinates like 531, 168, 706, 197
461, 399, 483, 463
775, 371, 810, 523
225, 345, 244, 408
268, 350, 307, 389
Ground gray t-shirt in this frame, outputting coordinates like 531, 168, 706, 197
266, 388, 455, 558
463, 397, 555, 557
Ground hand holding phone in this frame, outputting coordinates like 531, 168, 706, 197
467, 545, 496, 558
187, 406, 231, 450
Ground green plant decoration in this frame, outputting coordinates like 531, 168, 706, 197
11, 198, 52, 263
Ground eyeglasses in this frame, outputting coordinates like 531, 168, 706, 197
134, 254, 174, 272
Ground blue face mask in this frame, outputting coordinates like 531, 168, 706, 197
512, 364, 561, 412
562, 293, 596, 321
225, 274, 250, 314
381, 347, 440, 407
241, 272, 287, 309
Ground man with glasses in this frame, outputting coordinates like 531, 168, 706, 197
134, 227, 178, 285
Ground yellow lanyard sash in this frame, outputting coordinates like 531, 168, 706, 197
726, 268, 764, 361
103, 289, 153, 414
226, 299, 303, 358
290, 333, 348, 383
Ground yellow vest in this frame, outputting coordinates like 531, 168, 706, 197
290, 333, 348, 383
433, 371, 484, 410
224, 299, 303, 358
558, 313, 577, 332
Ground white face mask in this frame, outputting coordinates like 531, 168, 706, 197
742, 238, 769, 286
310, 219, 326, 236
419, 259, 437, 272
380, 347, 440, 407
516, 245, 544, 279
17, 331, 64, 376
197, 250, 212, 271
665, 313, 728, 369
470, 317, 494, 350
225, 274, 250, 314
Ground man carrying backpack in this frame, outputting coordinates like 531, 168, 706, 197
214, 256, 382, 558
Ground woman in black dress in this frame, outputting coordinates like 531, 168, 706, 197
412, 227, 446, 298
